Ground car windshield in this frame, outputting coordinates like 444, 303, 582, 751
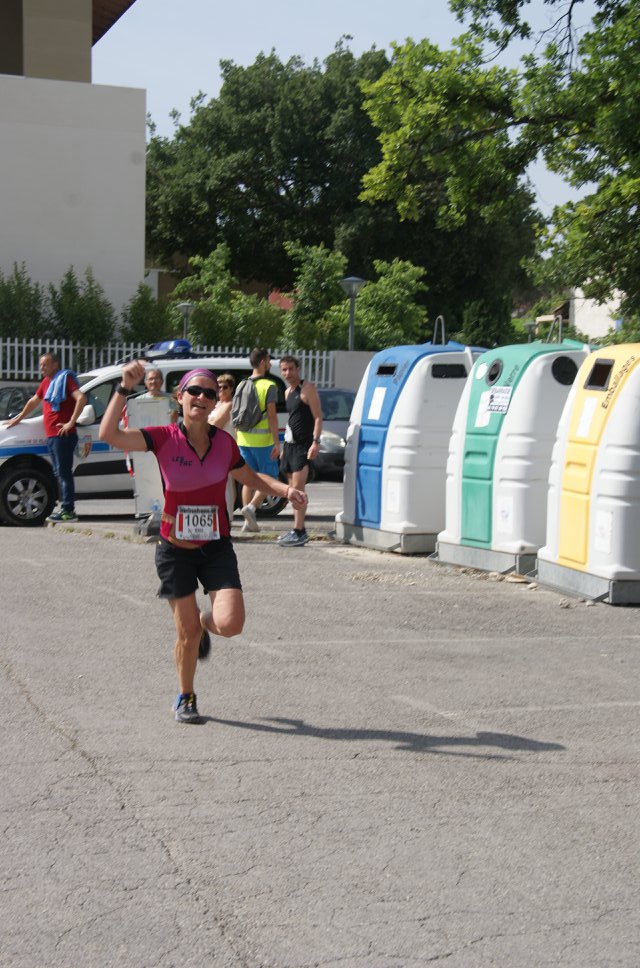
318, 389, 355, 421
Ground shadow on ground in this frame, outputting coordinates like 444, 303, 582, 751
205, 716, 565, 758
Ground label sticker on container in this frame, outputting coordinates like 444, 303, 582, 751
487, 385, 512, 413
475, 386, 512, 427
386, 478, 400, 514
496, 495, 514, 535
576, 397, 598, 438
594, 510, 613, 555
368, 386, 386, 421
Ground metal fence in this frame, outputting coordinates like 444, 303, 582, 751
0, 339, 335, 387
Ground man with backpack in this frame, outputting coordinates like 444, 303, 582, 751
233, 348, 280, 533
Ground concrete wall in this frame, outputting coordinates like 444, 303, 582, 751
0, 73, 145, 315
0, 0, 92, 83
23, 0, 91, 82
332, 351, 375, 391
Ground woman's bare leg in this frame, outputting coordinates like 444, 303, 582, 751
201, 588, 245, 638
169, 593, 202, 694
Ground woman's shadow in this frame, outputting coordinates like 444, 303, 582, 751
205, 716, 565, 759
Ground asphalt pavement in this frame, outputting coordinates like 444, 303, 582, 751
1, 481, 639, 967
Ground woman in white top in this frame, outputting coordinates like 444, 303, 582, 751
208, 372, 235, 436
208, 373, 236, 519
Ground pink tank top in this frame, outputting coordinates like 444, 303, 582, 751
142, 423, 244, 545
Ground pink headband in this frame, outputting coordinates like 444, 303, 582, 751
178, 369, 218, 391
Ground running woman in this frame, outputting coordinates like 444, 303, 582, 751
99, 360, 307, 724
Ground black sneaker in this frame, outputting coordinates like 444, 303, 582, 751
174, 693, 201, 723
198, 628, 211, 660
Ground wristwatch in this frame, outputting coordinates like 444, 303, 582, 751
116, 384, 130, 396
313, 437, 321, 444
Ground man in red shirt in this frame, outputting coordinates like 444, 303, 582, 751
4, 352, 87, 522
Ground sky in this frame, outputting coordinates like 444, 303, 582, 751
92, 0, 596, 215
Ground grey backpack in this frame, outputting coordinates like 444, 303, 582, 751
231, 378, 265, 431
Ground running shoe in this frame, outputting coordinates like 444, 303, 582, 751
47, 509, 79, 523
277, 529, 296, 543
174, 693, 201, 724
198, 628, 211, 660
241, 504, 260, 532
278, 529, 310, 547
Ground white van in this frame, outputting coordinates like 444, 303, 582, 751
0, 343, 288, 526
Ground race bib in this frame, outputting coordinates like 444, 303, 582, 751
175, 505, 220, 541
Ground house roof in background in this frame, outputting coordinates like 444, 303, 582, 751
93, 0, 137, 45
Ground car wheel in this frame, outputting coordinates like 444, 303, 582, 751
256, 493, 288, 517
0, 466, 57, 527
233, 476, 289, 518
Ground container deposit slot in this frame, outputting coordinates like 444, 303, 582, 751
584, 359, 614, 391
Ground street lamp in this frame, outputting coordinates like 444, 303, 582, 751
339, 276, 366, 351
177, 301, 194, 341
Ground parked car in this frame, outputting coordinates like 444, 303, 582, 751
0, 343, 289, 526
314, 387, 356, 479
0, 384, 39, 421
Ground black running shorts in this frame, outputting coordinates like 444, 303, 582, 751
280, 440, 312, 474
155, 537, 242, 600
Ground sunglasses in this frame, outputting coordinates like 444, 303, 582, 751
218, 382, 233, 388
182, 385, 217, 400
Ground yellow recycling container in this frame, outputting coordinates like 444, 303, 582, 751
537, 344, 640, 603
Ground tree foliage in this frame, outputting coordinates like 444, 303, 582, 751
170, 245, 285, 347
360, 36, 534, 228
0, 263, 49, 338
280, 242, 348, 349
362, 0, 640, 316
146, 44, 391, 285
531, 1, 640, 315
285, 251, 430, 350
119, 283, 176, 344
352, 259, 429, 349
48, 268, 115, 345
146, 41, 539, 337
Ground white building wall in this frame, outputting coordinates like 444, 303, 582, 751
571, 288, 622, 340
0, 73, 145, 315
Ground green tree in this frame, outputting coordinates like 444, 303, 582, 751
362, 1, 640, 317
48, 268, 115, 346
0, 263, 50, 338
119, 283, 176, 344
354, 259, 429, 349
530, 2, 640, 315
146, 40, 539, 333
361, 35, 534, 228
453, 295, 516, 347
146, 44, 391, 286
171, 246, 237, 344
170, 245, 284, 347
309, 255, 430, 350
358, 32, 540, 328
281, 242, 348, 348
600, 316, 640, 345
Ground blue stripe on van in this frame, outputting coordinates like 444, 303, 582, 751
0, 441, 112, 458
